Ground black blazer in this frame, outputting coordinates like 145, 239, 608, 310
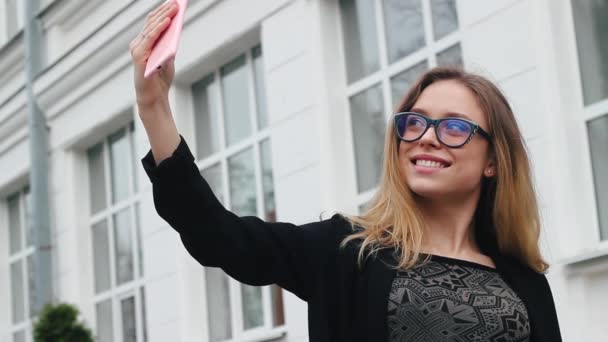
141, 136, 562, 342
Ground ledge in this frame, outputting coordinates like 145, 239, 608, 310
562, 246, 608, 275
0, 30, 25, 83
228, 326, 287, 342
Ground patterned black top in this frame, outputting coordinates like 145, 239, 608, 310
387, 254, 530, 342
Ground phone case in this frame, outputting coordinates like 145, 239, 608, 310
144, 0, 188, 78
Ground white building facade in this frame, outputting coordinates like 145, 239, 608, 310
0, 0, 606, 341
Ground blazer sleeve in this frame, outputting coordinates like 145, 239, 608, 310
533, 273, 563, 342
503, 256, 563, 342
141, 135, 342, 301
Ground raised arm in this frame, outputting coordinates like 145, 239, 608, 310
140, 136, 344, 300
131, 1, 348, 301
130, 0, 180, 165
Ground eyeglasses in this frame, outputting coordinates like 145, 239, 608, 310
394, 112, 491, 148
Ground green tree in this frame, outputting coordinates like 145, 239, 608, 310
33, 303, 94, 342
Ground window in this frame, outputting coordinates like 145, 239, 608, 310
572, 0, 608, 241
86, 122, 147, 342
587, 116, 608, 240
191, 45, 284, 341
571, 0, 608, 106
3, 0, 24, 40
339, 0, 462, 202
6, 187, 35, 342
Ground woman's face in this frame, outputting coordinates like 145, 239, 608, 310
398, 80, 493, 201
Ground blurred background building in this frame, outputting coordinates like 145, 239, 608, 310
0, 0, 606, 341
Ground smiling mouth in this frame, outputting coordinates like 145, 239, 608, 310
411, 159, 450, 168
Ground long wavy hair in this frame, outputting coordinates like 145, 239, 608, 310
340, 67, 548, 273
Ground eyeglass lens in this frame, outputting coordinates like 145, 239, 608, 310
396, 114, 473, 147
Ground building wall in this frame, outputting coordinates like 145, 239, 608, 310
0, 0, 606, 341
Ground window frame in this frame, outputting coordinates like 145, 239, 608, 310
86, 122, 148, 342
2, 0, 25, 41
567, 0, 608, 250
189, 45, 286, 342
578, 101, 608, 248
6, 187, 35, 342
338, 0, 463, 209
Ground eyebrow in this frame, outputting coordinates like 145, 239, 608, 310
410, 107, 473, 121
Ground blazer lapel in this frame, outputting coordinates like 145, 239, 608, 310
359, 249, 396, 342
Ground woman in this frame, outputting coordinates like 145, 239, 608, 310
131, 2, 562, 341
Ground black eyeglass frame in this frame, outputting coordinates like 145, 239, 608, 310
394, 112, 491, 148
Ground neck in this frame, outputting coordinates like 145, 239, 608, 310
417, 189, 482, 258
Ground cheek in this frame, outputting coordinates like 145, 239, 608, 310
452, 150, 487, 181
397, 143, 412, 173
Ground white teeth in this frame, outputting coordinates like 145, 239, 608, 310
415, 159, 446, 168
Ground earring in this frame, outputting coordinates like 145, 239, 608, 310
485, 168, 494, 176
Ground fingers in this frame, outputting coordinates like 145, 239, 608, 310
130, 1, 179, 64
146, 0, 175, 20
142, 16, 171, 48
135, 2, 177, 47
141, 2, 178, 39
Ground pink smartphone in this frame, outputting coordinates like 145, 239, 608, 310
144, 0, 188, 78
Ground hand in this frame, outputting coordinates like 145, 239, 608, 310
130, 0, 179, 108
129, 1, 181, 165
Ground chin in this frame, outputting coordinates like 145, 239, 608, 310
407, 182, 448, 200
407, 177, 483, 203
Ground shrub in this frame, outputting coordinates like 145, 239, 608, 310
33, 303, 94, 342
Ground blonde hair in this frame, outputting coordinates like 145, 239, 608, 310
340, 67, 548, 273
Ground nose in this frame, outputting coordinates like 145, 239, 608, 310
417, 124, 441, 148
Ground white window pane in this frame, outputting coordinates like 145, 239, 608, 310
11, 260, 24, 323
201, 163, 224, 205
222, 55, 252, 146
588, 114, 608, 240
350, 84, 385, 193
205, 267, 232, 342
135, 203, 144, 278
92, 220, 111, 293
340, 0, 381, 82
120, 296, 137, 342
383, 0, 425, 63
241, 284, 264, 330
96, 299, 113, 342
87, 143, 107, 214
27, 254, 36, 318
228, 148, 257, 216
8, 193, 22, 255
13, 330, 25, 342
192, 74, 222, 159
437, 43, 463, 68
109, 129, 131, 204
253, 46, 268, 130
140, 287, 148, 342
129, 122, 138, 193
260, 139, 275, 222
431, 0, 459, 40
5, 0, 19, 38
270, 285, 284, 327
358, 203, 367, 215
114, 208, 135, 285
572, 0, 608, 105
23, 188, 33, 247
359, 200, 373, 215
390, 60, 428, 107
